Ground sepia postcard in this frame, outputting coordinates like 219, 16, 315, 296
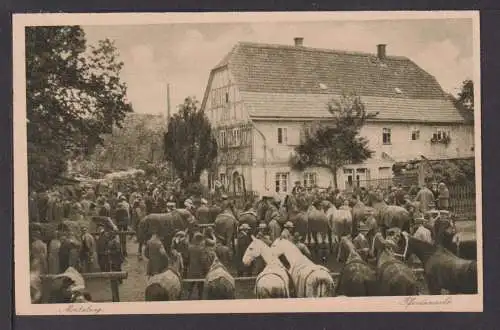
14, 11, 482, 315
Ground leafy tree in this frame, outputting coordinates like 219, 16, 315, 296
290, 92, 377, 189
26, 26, 132, 191
456, 79, 474, 111
163, 97, 218, 186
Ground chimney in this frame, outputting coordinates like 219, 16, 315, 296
294, 37, 304, 47
377, 44, 387, 60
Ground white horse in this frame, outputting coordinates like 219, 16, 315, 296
270, 238, 335, 298
242, 236, 292, 298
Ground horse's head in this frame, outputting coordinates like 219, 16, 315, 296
270, 238, 287, 257
242, 235, 263, 266
387, 230, 410, 261
433, 215, 456, 245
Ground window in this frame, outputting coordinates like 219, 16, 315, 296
433, 128, 451, 141
303, 172, 317, 188
277, 127, 288, 145
343, 168, 354, 174
275, 172, 289, 193
219, 130, 226, 147
232, 128, 240, 146
220, 173, 226, 186
411, 128, 420, 141
382, 128, 391, 145
225, 92, 229, 103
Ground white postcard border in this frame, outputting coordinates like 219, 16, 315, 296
13, 11, 483, 315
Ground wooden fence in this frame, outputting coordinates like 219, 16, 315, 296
449, 184, 476, 221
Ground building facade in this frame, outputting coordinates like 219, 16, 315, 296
200, 39, 474, 197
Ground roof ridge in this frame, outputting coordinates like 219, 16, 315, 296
236, 41, 410, 61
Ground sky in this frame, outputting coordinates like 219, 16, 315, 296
83, 18, 474, 115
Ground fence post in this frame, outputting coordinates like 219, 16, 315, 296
110, 279, 120, 302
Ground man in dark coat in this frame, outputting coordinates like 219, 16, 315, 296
236, 223, 253, 276
196, 198, 211, 225
186, 233, 211, 299
115, 195, 130, 257
108, 232, 124, 284
145, 229, 168, 277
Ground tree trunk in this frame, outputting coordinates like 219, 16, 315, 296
331, 166, 338, 190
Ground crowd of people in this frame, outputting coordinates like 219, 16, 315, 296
28, 174, 455, 301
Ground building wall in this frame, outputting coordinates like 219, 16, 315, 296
359, 122, 475, 162
249, 119, 474, 193
203, 67, 250, 127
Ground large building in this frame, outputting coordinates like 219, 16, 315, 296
200, 38, 474, 197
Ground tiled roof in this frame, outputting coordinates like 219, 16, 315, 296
240, 92, 468, 123
212, 42, 468, 123
227, 42, 447, 99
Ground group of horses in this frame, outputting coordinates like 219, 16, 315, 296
32, 189, 478, 303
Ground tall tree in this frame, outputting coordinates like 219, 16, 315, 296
456, 79, 474, 111
164, 97, 218, 186
289, 92, 377, 189
26, 26, 132, 191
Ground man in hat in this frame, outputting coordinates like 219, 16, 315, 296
413, 216, 433, 244
236, 223, 253, 276
80, 225, 97, 273
292, 180, 304, 195
186, 232, 209, 299
280, 221, 294, 241
184, 198, 196, 215
97, 196, 111, 218
115, 194, 130, 257
166, 201, 176, 213
30, 229, 48, 275
415, 183, 436, 213
196, 198, 211, 225
145, 227, 168, 277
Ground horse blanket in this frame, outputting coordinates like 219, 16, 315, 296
204, 259, 235, 296
146, 268, 182, 300
289, 262, 332, 298
255, 265, 291, 297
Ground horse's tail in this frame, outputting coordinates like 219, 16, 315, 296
313, 272, 334, 297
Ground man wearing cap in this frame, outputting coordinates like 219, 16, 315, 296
280, 222, 294, 241
196, 198, 211, 225
413, 216, 433, 244
236, 223, 253, 276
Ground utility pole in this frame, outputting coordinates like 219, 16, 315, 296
166, 83, 171, 127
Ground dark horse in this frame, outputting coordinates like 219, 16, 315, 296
371, 231, 418, 296
366, 192, 411, 236
433, 214, 477, 261
394, 231, 477, 295
283, 194, 309, 239
336, 236, 377, 297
